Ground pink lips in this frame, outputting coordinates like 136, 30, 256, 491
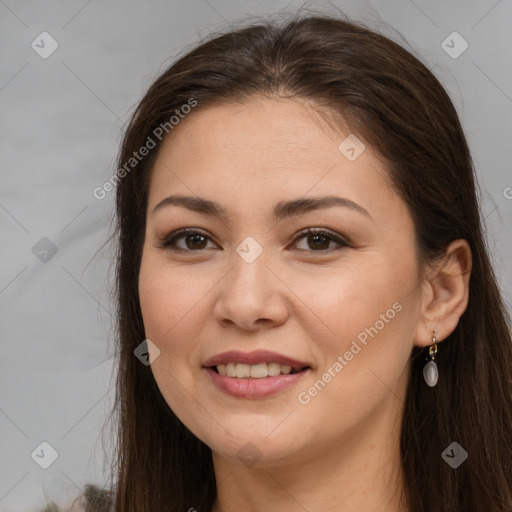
202, 349, 311, 399
204, 368, 310, 399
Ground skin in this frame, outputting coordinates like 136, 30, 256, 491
138, 95, 471, 512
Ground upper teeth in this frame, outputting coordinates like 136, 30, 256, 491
216, 362, 295, 378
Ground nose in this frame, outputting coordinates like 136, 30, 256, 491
213, 248, 290, 331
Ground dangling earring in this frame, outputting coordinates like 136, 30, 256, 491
423, 330, 439, 387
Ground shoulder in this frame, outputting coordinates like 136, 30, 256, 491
81, 484, 114, 511
37, 484, 114, 512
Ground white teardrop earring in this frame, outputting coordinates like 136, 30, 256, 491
423, 331, 439, 387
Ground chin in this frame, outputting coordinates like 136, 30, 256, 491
202, 425, 307, 468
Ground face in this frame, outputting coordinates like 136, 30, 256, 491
138, 96, 424, 468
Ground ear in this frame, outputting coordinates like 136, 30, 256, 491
414, 239, 472, 348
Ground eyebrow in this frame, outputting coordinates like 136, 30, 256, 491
152, 194, 373, 222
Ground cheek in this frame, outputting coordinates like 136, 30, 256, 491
294, 258, 406, 344
138, 257, 208, 425
292, 257, 415, 406
138, 259, 200, 397
138, 253, 208, 341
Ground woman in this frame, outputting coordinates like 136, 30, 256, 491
66, 10, 512, 512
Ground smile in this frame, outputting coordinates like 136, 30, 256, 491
213, 362, 308, 378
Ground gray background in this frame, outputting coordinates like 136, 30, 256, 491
1, 0, 511, 510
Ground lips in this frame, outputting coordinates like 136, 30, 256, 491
202, 349, 311, 372
202, 349, 312, 398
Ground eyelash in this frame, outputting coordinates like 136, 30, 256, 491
157, 227, 351, 254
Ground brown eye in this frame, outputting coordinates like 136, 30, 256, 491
293, 228, 349, 252
184, 233, 208, 250
159, 229, 216, 252
306, 233, 331, 250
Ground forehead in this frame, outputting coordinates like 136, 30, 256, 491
149, 96, 392, 196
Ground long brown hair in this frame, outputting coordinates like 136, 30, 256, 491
89, 8, 512, 512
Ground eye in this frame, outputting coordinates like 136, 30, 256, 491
158, 227, 350, 253
292, 228, 349, 252
158, 228, 217, 252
